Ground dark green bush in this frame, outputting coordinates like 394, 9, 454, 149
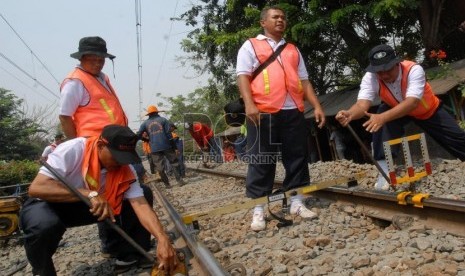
0, 160, 39, 195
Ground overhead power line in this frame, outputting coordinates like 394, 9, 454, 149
0, 65, 56, 102
0, 12, 61, 86
135, 0, 143, 122
150, 0, 179, 104
0, 52, 59, 99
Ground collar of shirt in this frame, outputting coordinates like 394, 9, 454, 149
383, 64, 403, 101
256, 34, 286, 49
76, 65, 105, 82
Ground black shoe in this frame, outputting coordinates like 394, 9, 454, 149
114, 255, 138, 274
176, 179, 187, 186
137, 257, 153, 269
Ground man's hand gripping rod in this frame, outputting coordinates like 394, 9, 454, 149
40, 160, 155, 263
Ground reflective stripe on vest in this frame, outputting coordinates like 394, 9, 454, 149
249, 38, 304, 113
379, 60, 440, 120
60, 68, 128, 137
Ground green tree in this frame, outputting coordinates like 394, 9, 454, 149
151, 84, 229, 138
419, 0, 465, 64
177, 0, 465, 95
0, 88, 44, 160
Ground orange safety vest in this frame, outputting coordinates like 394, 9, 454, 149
379, 61, 440, 119
189, 123, 213, 148
223, 144, 235, 162
60, 68, 128, 137
82, 136, 135, 215
142, 141, 151, 154
249, 38, 304, 113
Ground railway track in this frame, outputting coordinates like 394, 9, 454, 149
2, 160, 465, 275
188, 167, 465, 237
153, 163, 465, 275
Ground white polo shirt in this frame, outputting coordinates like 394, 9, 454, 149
39, 137, 143, 199
41, 145, 54, 158
236, 34, 310, 110
358, 63, 426, 103
60, 66, 112, 116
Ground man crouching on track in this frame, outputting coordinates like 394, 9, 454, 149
19, 125, 177, 276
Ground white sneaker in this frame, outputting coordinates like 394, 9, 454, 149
250, 211, 266, 231
374, 159, 390, 190
290, 201, 318, 219
375, 176, 390, 191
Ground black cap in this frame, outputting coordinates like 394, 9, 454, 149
55, 133, 64, 139
365, 44, 402, 73
224, 99, 246, 126
100, 125, 140, 165
70, 36, 115, 60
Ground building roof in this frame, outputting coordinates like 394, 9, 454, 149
216, 126, 241, 137
304, 89, 380, 118
304, 59, 465, 118
427, 59, 465, 95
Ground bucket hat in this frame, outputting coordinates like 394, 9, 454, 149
365, 44, 401, 73
70, 36, 115, 60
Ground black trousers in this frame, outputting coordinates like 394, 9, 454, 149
98, 184, 153, 257
373, 103, 465, 161
245, 109, 310, 198
20, 184, 154, 276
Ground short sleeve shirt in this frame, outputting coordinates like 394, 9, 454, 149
236, 34, 308, 79
236, 34, 309, 109
39, 137, 143, 199
60, 66, 113, 116
41, 145, 54, 158
358, 63, 426, 102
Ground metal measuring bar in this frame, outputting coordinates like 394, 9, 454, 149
382, 133, 432, 185
182, 173, 365, 226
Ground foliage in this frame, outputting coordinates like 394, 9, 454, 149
0, 160, 38, 195
426, 49, 465, 128
427, 49, 465, 97
426, 49, 450, 79
459, 120, 465, 131
152, 84, 230, 137
0, 88, 47, 160
176, 0, 465, 99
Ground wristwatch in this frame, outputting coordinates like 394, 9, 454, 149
88, 191, 99, 200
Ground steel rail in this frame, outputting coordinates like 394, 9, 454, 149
0, 183, 30, 189
192, 167, 465, 236
40, 161, 155, 262
151, 183, 228, 275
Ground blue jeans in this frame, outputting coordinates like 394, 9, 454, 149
234, 135, 247, 159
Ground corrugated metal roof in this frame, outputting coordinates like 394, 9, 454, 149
304, 89, 380, 118
428, 59, 465, 95
216, 126, 241, 137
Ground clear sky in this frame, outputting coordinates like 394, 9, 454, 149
1, 0, 207, 131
